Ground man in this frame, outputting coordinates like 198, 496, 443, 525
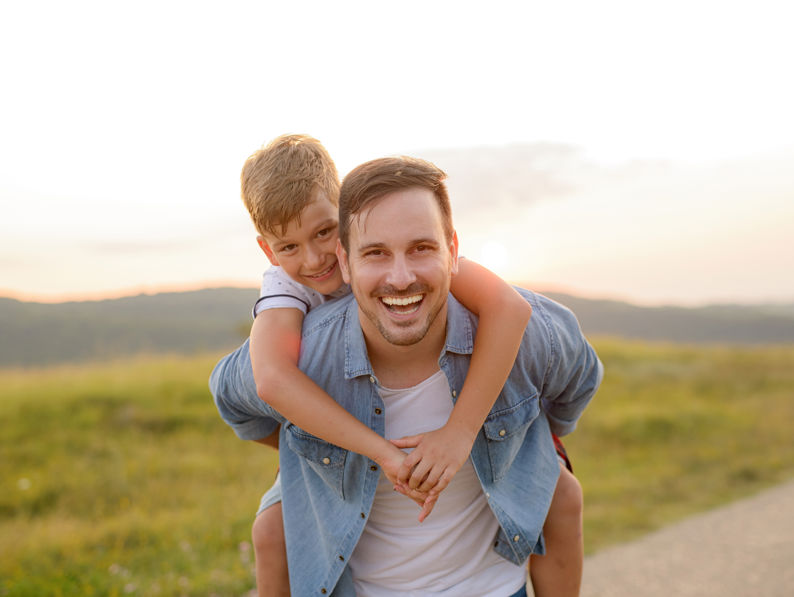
211, 156, 603, 596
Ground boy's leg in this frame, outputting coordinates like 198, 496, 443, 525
528, 451, 584, 596
252, 501, 290, 597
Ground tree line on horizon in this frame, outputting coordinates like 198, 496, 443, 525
1, 288, 793, 368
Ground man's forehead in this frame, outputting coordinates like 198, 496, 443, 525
349, 188, 445, 242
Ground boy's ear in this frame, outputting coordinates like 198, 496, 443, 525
449, 230, 460, 277
336, 240, 351, 284
257, 236, 279, 267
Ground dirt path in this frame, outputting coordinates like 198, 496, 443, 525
579, 479, 794, 596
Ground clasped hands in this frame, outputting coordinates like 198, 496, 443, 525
376, 424, 476, 522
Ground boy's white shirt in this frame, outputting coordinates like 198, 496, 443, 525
253, 265, 350, 318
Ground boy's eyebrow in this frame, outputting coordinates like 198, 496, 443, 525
313, 218, 338, 229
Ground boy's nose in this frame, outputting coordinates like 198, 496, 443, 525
305, 245, 325, 270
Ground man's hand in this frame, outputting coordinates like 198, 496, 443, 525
374, 443, 440, 522
390, 424, 476, 498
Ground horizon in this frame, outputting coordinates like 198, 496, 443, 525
3, 279, 793, 310
2, 1, 793, 307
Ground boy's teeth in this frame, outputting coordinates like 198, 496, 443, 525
310, 264, 334, 278
381, 295, 422, 306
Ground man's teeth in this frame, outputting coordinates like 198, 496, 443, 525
381, 295, 422, 306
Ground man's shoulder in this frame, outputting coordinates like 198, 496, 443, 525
512, 287, 588, 361
301, 293, 355, 339
511, 285, 578, 325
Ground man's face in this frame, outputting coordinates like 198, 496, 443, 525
257, 190, 344, 295
338, 187, 458, 347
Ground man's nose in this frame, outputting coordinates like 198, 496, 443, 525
385, 255, 416, 289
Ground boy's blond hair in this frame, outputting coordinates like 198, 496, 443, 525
241, 134, 340, 236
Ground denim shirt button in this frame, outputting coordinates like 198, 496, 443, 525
370, 465, 378, 471
321, 589, 327, 594
374, 408, 382, 415
369, 376, 375, 383
498, 429, 506, 437
513, 535, 520, 542
322, 457, 331, 465
452, 389, 457, 397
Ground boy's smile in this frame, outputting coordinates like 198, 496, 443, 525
258, 190, 344, 295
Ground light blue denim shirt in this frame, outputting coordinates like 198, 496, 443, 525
210, 289, 602, 597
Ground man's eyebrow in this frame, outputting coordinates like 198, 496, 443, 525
357, 238, 440, 252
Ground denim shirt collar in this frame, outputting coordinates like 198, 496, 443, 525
342, 294, 475, 380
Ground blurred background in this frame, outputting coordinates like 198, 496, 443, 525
2, 0, 792, 306
1, 1, 792, 595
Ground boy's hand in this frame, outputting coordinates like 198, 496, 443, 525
375, 444, 440, 522
390, 424, 476, 497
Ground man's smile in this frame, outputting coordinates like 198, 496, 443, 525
380, 294, 424, 315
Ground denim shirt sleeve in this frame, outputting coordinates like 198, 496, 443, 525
529, 292, 603, 437
209, 339, 284, 440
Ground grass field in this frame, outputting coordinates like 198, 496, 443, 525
1, 340, 793, 596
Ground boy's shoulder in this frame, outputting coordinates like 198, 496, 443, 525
256, 266, 346, 316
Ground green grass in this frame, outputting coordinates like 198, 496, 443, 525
566, 339, 794, 551
1, 341, 793, 595
0, 354, 277, 597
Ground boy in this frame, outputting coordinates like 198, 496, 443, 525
236, 134, 583, 597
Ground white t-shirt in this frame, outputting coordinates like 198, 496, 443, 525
252, 266, 350, 318
349, 370, 526, 597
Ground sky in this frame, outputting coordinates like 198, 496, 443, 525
1, 0, 792, 306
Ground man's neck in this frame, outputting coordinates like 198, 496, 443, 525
361, 307, 448, 389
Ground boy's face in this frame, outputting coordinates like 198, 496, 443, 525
257, 190, 344, 295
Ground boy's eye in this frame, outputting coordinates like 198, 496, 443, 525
280, 244, 298, 253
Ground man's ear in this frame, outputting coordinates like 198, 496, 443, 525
336, 240, 351, 284
449, 230, 460, 276
257, 236, 279, 267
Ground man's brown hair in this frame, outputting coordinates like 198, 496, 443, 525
338, 156, 452, 251
241, 134, 340, 236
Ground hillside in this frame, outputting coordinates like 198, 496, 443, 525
1, 287, 793, 367
0, 288, 257, 367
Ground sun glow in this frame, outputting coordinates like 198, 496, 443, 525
477, 241, 510, 277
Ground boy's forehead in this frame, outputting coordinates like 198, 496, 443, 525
283, 194, 338, 237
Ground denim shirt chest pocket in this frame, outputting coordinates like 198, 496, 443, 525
482, 390, 541, 482
285, 423, 348, 499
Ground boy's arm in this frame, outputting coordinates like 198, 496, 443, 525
250, 308, 435, 515
392, 259, 532, 494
